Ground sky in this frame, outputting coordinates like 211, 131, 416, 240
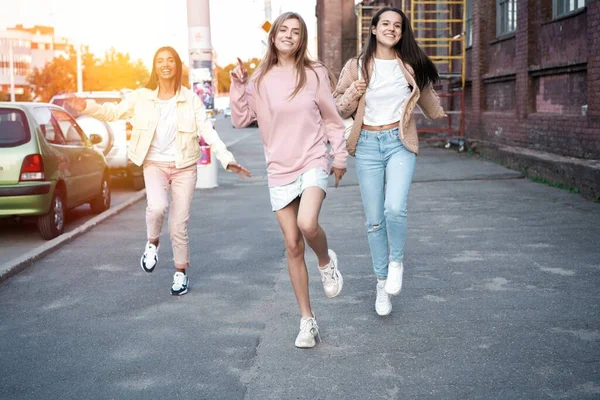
0, 0, 317, 68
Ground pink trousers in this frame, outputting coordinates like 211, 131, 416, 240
143, 161, 197, 267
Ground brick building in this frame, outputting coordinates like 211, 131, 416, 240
316, 0, 599, 199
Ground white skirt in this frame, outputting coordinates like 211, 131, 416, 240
269, 168, 329, 211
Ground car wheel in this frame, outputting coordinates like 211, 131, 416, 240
38, 188, 65, 240
132, 175, 145, 191
90, 175, 111, 214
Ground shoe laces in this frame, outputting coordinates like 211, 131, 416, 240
376, 283, 389, 304
320, 264, 337, 286
300, 317, 318, 337
173, 272, 186, 287
145, 243, 157, 256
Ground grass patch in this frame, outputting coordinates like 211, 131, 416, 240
529, 176, 581, 193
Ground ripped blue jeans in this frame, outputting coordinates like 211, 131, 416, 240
355, 128, 416, 279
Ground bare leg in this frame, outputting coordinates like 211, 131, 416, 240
276, 198, 312, 318
297, 187, 330, 267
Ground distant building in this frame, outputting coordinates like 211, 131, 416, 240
0, 25, 70, 97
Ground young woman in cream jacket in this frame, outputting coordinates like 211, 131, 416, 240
68, 46, 250, 296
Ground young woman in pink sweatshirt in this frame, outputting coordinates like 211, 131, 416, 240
230, 12, 348, 348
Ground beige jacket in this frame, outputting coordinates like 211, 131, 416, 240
83, 86, 235, 169
334, 57, 445, 156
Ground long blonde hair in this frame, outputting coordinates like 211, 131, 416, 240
254, 12, 335, 98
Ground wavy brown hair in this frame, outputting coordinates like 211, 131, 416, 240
254, 12, 335, 98
359, 7, 439, 90
145, 46, 183, 91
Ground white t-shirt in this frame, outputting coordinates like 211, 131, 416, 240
146, 97, 178, 162
363, 58, 412, 126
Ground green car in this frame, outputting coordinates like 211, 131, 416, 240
0, 102, 111, 240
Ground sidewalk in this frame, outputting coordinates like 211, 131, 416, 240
0, 132, 598, 399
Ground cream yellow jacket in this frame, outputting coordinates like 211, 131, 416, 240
83, 86, 235, 169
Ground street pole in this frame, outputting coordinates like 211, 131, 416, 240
187, 0, 218, 189
265, 0, 271, 20
76, 44, 82, 92
74, 2, 83, 93
9, 41, 15, 102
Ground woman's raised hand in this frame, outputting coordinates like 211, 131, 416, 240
64, 95, 87, 113
230, 57, 249, 85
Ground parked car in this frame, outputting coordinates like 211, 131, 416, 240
50, 91, 145, 190
224, 106, 231, 118
0, 102, 111, 240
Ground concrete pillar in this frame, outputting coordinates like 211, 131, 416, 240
316, 0, 357, 77
187, 0, 218, 189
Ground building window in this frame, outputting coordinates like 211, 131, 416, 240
496, 0, 517, 36
466, 0, 472, 47
553, 0, 586, 18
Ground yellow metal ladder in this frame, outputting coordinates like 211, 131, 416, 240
409, 0, 467, 150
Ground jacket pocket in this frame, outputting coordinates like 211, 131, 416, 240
128, 119, 149, 152
178, 119, 196, 133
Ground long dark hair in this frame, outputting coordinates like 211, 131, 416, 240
359, 7, 438, 90
145, 46, 183, 90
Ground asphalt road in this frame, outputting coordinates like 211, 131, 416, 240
0, 121, 599, 399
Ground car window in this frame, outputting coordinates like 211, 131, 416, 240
51, 109, 87, 146
0, 108, 30, 148
33, 107, 66, 145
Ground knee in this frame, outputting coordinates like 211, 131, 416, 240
147, 202, 168, 219
285, 237, 305, 259
297, 218, 319, 239
366, 220, 385, 233
384, 202, 408, 220
169, 224, 188, 240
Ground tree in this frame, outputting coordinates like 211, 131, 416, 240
214, 57, 262, 94
86, 48, 149, 91
28, 55, 77, 102
0, 87, 33, 101
28, 46, 149, 102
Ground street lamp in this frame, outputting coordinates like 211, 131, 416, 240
9, 40, 15, 102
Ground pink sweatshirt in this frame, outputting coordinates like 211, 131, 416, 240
230, 64, 348, 187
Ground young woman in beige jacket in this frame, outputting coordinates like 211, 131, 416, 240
334, 7, 446, 316
68, 46, 250, 296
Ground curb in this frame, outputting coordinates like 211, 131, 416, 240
0, 189, 147, 284
0, 131, 257, 284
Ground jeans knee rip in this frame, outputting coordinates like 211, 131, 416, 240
366, 222, 385, 233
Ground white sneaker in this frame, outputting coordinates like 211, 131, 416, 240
170, 272, 189, 296
375, 281, 392, 316
140, 242, 159, 273
318, 249, 343, 298
295, 313, 320, 349
385, 261, 404, 296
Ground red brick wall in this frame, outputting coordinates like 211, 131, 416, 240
318, 0, 599, 159
534, 72, 587, 114
536, 11, 587, 66
466, 0, 599, 159
485, 81, 516, 111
